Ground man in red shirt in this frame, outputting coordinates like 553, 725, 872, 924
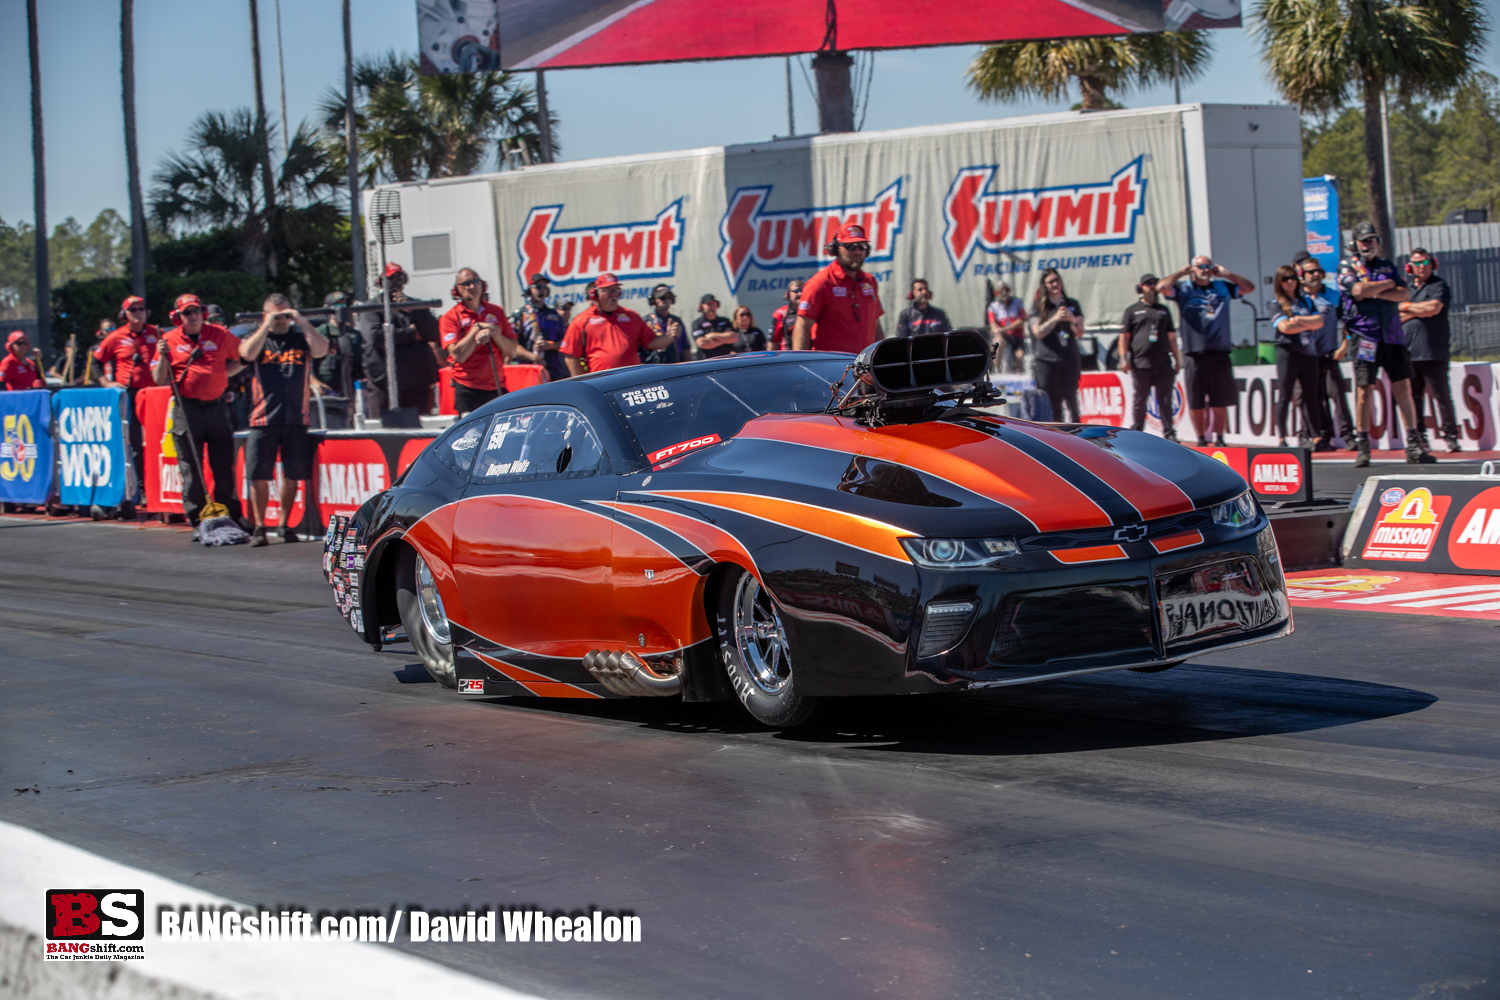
559, 273, 676, 376
790, 223, 883, 352
1, 331, 46, 390
152, 293, 247, 532
440, 267, 540, 415
769, 278, 804, 350
94, 296, 162, 503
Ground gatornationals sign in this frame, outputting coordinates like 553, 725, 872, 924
941, 157, 1148, 277
516, 200, 685, 287
718, 182, 904, 294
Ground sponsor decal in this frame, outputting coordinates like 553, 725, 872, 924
718, 181, 904, 294
516, 200, 685, 287
1114, 524, 1147, 542
1284, 573, 1399, 599
1380, 487, 1406, 506
1, 413, 37, 482
1361, 487, 1450, 562
56, 404, 116, 489
1079, 373, 1126, 425
316, 439, 389, 520
1250, 453, 1303, 495
460, 679, 485, 694
1447, 486, 1500, 571
942, 157, 1147, 277
648, 434, 721, 465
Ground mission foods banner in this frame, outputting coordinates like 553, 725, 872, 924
487, 112, 1190, 336
1344, 477, 1500, 576
0, 389, 55, 504
53, 387, 132, 508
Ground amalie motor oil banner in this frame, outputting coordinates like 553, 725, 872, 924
1344, 477, 1500, 576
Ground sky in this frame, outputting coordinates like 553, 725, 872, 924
2, 1, 1499, 231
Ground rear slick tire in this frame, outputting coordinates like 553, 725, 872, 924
395, 545, 457, 689
714, 568, 820, 728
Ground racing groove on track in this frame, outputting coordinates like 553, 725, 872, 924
1, 520, 1496, 1000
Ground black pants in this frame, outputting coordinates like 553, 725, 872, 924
172, 397, 243, 526
1275, 348, 1328, 440
453, 383, 502, 416
1129, 366, 1176, 434
1032, 360, 1080, 423
126, 387, 145, 503
1410, 359, 1458, 442
1318, 356, 1355, 442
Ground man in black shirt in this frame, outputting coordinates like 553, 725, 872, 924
238, 293, 328, 545
357, 263, 443, 416
693, 294, 738, 359
895, 279, 953, 338
640, 284, 687, 365
1399, 248, 1459, 453
1119, 274, 1182, 440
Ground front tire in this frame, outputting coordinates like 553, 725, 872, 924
395, 545, 457, 689
714, 568, 820, 728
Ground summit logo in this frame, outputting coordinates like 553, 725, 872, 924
516, 200, 685, 287
942, 157, 1147, 276
718, 182, 904, 294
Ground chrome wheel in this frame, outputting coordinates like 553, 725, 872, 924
415, 555, 452, 645
733, 572, 791, 694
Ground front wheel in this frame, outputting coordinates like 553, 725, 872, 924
714, 568, 820, 728
395, 545, 457, 689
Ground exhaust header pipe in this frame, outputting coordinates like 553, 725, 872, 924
582, 649, 682, 698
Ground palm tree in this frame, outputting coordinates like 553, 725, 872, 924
967, 33, 1214, 112
318, 52, 558, 184
1255, 0, 1489, 244
121, 0, 149, 295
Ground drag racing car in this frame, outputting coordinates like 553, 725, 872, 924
324, 330, 1291, 727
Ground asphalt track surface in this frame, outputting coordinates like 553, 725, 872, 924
2, 518, 1496, 1000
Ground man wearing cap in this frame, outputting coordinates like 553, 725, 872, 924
790, 223, 883, 353
1, 331, 45, 390
769, 279, 804, 351
359, 263, 442, 416
693, 294, 738, 359
641, 284, 687, 364
895, 279, 952, 339
95, 296, 162, 497
559, 273, 676, 376
513, 273, 572, 380
1119, 274, 1181, 441
441, 267, 540, 415
152, 294, 248, 532
1160, 254, 1255, 446
1338, 221, 1432, 465
1400, 248, 1459, 453
987, 282, 1026, 373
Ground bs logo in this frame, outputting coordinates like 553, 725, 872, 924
45, 889, 144, 940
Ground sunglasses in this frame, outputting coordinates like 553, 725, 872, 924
1280, 276, 1298, 283
842, 243, 871, 253
1299, 267, 1324, 276
457, 279, 481, 288
179, 307, 202, 317
125, 306, 146, 314
1192, 262, 1213, 270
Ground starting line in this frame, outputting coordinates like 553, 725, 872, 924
1284, 569, 1500, 621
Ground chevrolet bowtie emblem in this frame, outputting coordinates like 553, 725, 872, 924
1114, 524, 1147, 543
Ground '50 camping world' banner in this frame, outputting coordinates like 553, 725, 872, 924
0, 389, 55, 504
54, 387, 132, 508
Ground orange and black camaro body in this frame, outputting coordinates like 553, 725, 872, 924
323, 331, 1291, 727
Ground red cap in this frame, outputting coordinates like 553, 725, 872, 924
121, 295, 146, 313
594, 273, 621, 290
833, 223, 868, 244
7, 330, 27, 346
385, 263, 405, 278
173, 294, 204, 315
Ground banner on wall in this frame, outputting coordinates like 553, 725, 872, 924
1345, 477, 1500, 575
0, 389, 55, 504
53, 388, 132, 508
1302, 176, 1341, 276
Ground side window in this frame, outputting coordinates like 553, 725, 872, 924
434, 418, 488, 475
470, 407, 606, 484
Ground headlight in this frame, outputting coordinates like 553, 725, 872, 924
1211, 491, 1258, 528
901, 537, 1019, 569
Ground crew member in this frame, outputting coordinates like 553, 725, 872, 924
152, 293, 248, 533
987, 282, 1026, 373
1160, 254, 1255, 447
640, 284, 687, 364
790, 223, 883, 352
1029, 268, 1084, 423
1, 331, 45, 390
693, 294, 738, 359
1292, 252, 1351, 452
731, 306, 765, 352
1269, 265, 1332, 447
559, 273, 676, 375
440, 267, 537, 416
1338, 222, 1433, 466
238, 294, 328, 546
513, 273, 572, 380
769, 279, 803, 350
1400, 248, 1458, 453
1119, 274, 1181, 440
359, 263, 443, 417
896, 279, 952, 338
94, 296, 162, 499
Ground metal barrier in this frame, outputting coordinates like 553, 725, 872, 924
1452, 304, 1500, 359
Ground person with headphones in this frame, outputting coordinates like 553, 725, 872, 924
769, 279, 804, 351
358, 263, 443, 417
1119, 274, 1181, 440
440, 267, 539, 415
1291, 251, 1350, 452
640, 284, 687, 364
1400, 248, 1459, 453
790, 223, 883, 352
559, 273, 676, 376
895, 278, 952, 338
94, 296, 162, 503
512, 273, 573, 380
1338, 221, 1433, 465
152, 293, 250, 534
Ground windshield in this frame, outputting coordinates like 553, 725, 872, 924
613, 360, 850, 462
